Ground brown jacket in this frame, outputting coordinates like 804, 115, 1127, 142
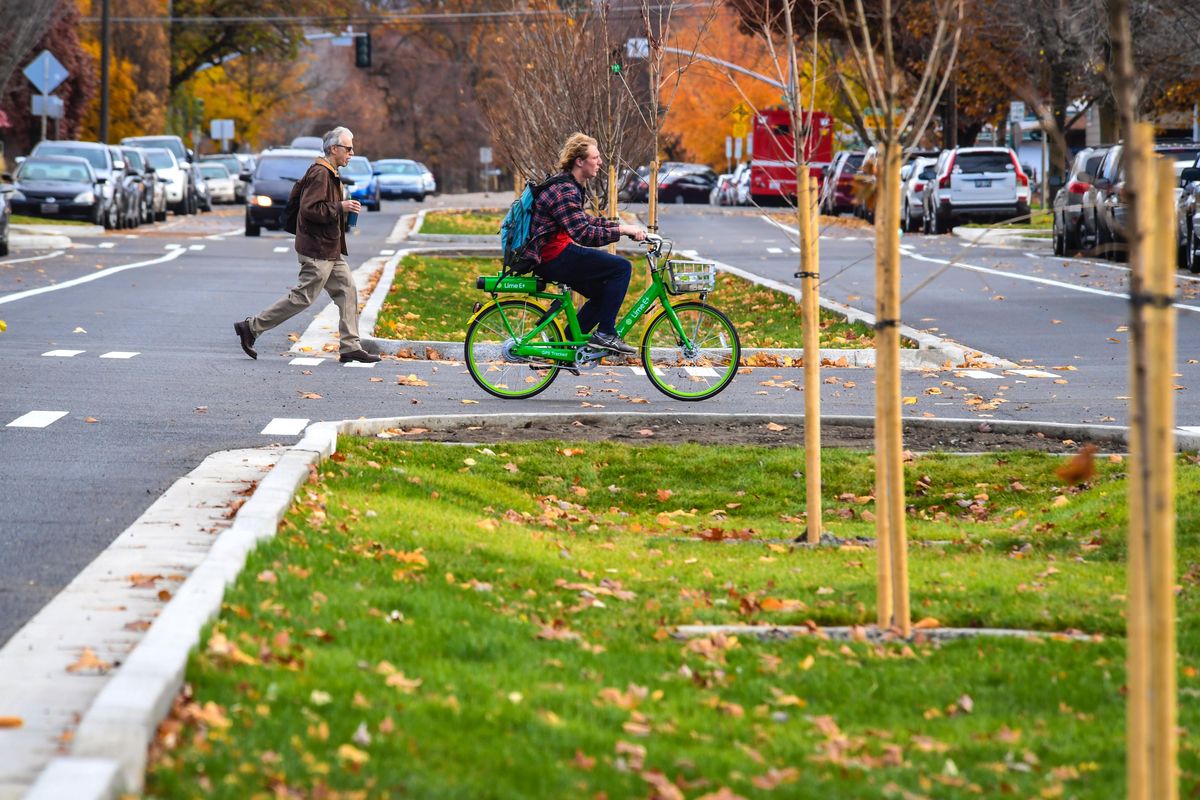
294, 158, 347, 260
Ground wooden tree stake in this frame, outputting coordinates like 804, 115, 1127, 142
648, 160, 659, 232
799, 173, 822, 544
608, 163, 619, 254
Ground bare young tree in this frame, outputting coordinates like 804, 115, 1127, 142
0, 0, 68, 100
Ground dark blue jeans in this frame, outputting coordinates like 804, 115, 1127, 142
534, 244, 631, 336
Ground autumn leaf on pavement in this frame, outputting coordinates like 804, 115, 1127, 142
397, 374, 429, 387
66, 647, 112, 674
1056, 444, 1096, 485
0, 716, 24, 729
299, 392, 322, 400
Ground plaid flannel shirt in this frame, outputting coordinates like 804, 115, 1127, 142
521, 174, 620, 265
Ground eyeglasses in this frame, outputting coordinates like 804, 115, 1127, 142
333, 144, 354, 153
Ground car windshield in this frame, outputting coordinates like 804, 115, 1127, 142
36, 144, 107, 170
127, 137, 188, 163
842, 154, 864, 175
376, 162, 420, 175
956, 151, 1013, 174
122, 150, 144, 171
341, 157, 372, 175
918, 164, 936, 180
144, 150, 176, 170
18, 160, 91, 183
200, 164, 229, 178
203, 156, 241, 173
257, 157, 311, 181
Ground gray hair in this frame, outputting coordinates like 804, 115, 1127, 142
322, 126, 353, 155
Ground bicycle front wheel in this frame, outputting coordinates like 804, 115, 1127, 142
465, 299, 563, 399
640, 301, 740, 401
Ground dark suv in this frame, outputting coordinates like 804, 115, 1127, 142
245, 149, 317, 236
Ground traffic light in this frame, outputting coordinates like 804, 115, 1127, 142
355, 32, 372, 68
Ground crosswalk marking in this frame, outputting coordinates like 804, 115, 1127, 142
683, 366, 719, 377
7, 410, 69, 428
100, 351, 139, 359
42, 349, 85, 357
289, 357, 325, 366
343, 361, 377, 368
260, 417, 309, 436
273, 246, 290, 253
766, 247, 783, 254
1007, 369, 1057, 378
957, 369, 1002, 379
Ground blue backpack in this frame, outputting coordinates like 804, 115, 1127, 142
500, 173, 573, 274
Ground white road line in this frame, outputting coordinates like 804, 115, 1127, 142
273, 246, 290, 253
1024, 252, 1042, 259
42, 349, 85, 357
342, 361, 377, 368
683, 366, 719, 377
99, 351, 139, 359
98, 242, 116, 249
1178, 426, 1200, 435
900, 247, 1200, 314
289, 357, 325, 366
380, 249, 396, 255
164, 244, 184, 250
260, 417, 309, 436
188, 244, 206, 251
123, 234, 138, 239
1007, 368, 1057, 378
0, 250, 65, 266
0, 247, 187, 307
204, 226, 246, 240
7, 410, 69, 428
790, 246, 801, 253
629, 366, 646, 376
956, 369, 1002, 379
766, 247, 784, 254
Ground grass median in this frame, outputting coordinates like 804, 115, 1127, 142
375, 254, 885, 350
419, 211, 505, 235
144, 439, 1199, 799
10, 213, 95, 226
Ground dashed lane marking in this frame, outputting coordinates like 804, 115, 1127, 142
7, 410, 69, 428
273, 246, 290, 253
956, 369, 1002, 379
766, 247, 784, 254
98, 242, 116, 249
42, 350, 85, 357
790, 246, 801, 253
164, 244, 184, 250
289, 357, 325, 366
188, 244, 206, 251
100, 351, 139, 359
1007, 368, 1057, 378
260, 417, 309, 436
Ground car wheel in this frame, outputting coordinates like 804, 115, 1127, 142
1189, 230, 1200, 274
1053, 215, 1064, 256
156, 206, 167, 222
245, 219, 261, 237
104, 203, 118, 230
416, 193, 425, 202
901, 201, 911, 233
674, 194, 685, 205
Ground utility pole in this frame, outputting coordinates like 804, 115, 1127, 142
99, 0, 111, 142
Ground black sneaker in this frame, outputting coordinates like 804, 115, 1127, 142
234, 319, 257, 360
339, 349, 382, 363
588, 331, 636, 355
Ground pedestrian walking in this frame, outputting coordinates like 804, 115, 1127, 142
234, 126, 380, 363
522, 132, 646, 354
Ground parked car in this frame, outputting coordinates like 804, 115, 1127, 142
120, 135, 199, 214
374, 159, 433, 201
735, 166, 752, 205
617, 166, 649, 202
200, 154, 250, 202
0, 171, 13, 257
658, 167, 718, 204
339, 156, 381, 211
8, 155, 108, 226
199, 162, 238, 204
290, 135, 325, 152
1176, 159, 1200, 271
1051, 146, 1108, 256
1079, 144, 1124, 257
819, 150, 864, 215
922, 146, 1031, 234
901, 156, 937, 232
1159, 144, 1200, 178
140, 148, 187, 219
29, 140, 127, 229
246, 148, 317, 236
119, 146, 159, 225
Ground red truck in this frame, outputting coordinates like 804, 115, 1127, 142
748, 108, 834, 204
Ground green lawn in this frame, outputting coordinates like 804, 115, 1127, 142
962, 209, 1053, 230
143, 441, 1200, 799
419, 210, 505, 235
375, 254, 887, 350
10, 213, 94, 227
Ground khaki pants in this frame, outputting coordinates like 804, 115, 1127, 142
249, 254, 361, 354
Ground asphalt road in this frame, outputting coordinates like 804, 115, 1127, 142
1, 197, 1195, 646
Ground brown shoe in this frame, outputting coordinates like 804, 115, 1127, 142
234, 319, 257, 360
339, 349, 381, 363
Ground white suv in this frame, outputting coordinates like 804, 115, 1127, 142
922, 146, 1031, 233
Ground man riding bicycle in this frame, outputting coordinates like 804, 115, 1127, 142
520, 133, 647, 354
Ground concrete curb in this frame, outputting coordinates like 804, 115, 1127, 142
9, 233, 72, 250
11, 223, 100, 237
406, 206, 505, 244
24, 408, 1195, 796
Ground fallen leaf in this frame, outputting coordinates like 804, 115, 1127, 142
299, 392, 323, 400
0, 716, 23, 728
913, 617, 941, 629
460, 399, 480, 404
66, 647, 111, 674
84, 417, 99, 424
337, 743, 370, 765
396, 374, 429, 387
766, 422, 787, 432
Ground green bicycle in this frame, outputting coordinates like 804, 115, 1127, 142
464, 234, 740, 401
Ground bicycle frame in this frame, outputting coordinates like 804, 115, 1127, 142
494, 247, 692, 363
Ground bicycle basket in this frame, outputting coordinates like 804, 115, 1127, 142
665, 260, 716, 295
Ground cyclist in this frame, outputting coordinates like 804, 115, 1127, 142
521, 132, 647, 354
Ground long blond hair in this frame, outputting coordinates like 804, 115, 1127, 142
558, 132, 597, 173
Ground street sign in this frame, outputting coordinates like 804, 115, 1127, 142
210, 118, 235, 141
23, 50, 69, 95
479, 147, 493, 165
731, 121, 749, 138
725, 136, 732, 160
482, 167, 502, 176
1009, 101, 1026, 122
730, 102, 751, 125
626, 38, 649, 59
31, 95, 63, 119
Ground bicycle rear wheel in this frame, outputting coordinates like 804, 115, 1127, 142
640, 301, 740, 401
465, 299, 563, 399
